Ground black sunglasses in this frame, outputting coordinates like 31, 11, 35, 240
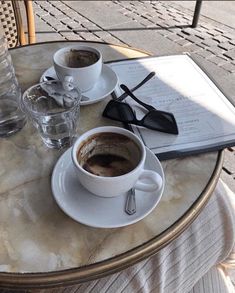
103, 84, 179, 135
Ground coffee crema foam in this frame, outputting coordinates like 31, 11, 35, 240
63, 49, 99, 68
77, 132, 141, 177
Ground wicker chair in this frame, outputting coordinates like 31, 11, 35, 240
0, 0, 35, 48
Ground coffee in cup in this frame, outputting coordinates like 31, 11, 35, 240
72, 126, 163, 197
64, 49, 99, 68
53, 45, 102, 92
77, 132, 141, 177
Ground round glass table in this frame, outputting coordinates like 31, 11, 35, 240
0, 41, 223, 289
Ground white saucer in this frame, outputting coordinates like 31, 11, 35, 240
51, 147, 165, 228
40, 64, 118, 106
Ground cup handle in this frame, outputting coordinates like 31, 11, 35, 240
134, 170, 163, 192
62, 76, 74, 91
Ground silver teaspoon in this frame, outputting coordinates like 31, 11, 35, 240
44, 76, 90, 101
125, 188, 136, 215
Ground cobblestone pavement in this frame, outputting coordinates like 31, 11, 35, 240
33, 0, 235, 192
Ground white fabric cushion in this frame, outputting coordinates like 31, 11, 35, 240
190, 265, 235, 293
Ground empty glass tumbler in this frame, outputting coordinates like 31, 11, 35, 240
0, 24, 26, 137
22, 80, 81, 149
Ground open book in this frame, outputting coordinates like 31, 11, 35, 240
106, 55, 235, 160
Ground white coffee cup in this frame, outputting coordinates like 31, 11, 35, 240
53, 45, 102, 92
72, 126, 163, 197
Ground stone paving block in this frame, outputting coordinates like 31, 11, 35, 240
194, 31, 212, 40
51, 12, 65, 19
145, 12, 153, 19
160, 29, 175, 36
81, 22, 101, 31
73, 15, 90, 23
207, 45, 226, 56
157, 29, 168, 37
206, 28, 224, 37
35, 9, 50, 18
220, 170, 235, 193
224, 49, 235, 60
141, 2, 155, 11
118, 2, 134, 9
36, 32, 65, 43
45, 8, 60, 16
94, 31, 122, 45
60, 32, 84, 41
175, 39, 191, 47
94, 31, 110, 40
171, 16, 188, 25
66, 11, 84, 19
213, 35, 231, 44
223, 33, 235, 40
214, 27, 225, 34
79, 32, 102, 42
33, 5, 45, 14
229, 39, 235, 46
218, 42, 235, 51
202, 38, 220, 47
155, 13, 174, 21
167, 34, 183, 42
185, 35, 203, 44
176, 32, 188, 38
41, 15, 57, 24
221, 62, 235, 73
223, 149, 235, 174
36, 1, 50, 9
134, 7, 148, 15
180, 28, 192, 36
208, 55, 228, 66
56, 5, 71, 12
34, 15, 53, 32
183, 43, 203, 53
149, 15, 166, 24
195, 26, 210, 33
165, 19, 182, 26
54, 24, 69, 31
67, 22, 83, 31
52, 1, 66, 8
167, 7, 180, 14
139, 18, 157, 27
196, 50, 214, 59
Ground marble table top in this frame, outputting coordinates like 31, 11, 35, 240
0, 42, 222, 287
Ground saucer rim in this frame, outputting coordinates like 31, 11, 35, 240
40, 64, 118, 106
51, 147, 165, 228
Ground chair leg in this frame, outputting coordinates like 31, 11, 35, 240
192, 0, 203, 28
24, 0, 36, 44
12, 0, 27, 45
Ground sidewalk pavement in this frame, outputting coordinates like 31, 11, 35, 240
32, 0, 235, 192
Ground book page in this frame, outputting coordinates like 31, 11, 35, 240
107, 55, 235, 158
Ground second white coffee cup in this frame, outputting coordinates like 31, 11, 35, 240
53, 45, 102, 92
72, 126, 163, 197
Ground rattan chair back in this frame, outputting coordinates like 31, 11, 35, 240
0, 0, 35, 48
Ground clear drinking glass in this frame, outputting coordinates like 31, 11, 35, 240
0, 23, 26, 137
22, 81, 81, 149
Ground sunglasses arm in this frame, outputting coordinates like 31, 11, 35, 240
120, 84, 155, 111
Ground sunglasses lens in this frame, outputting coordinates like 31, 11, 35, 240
143, 110, 178, 134
103, 101, 135, 123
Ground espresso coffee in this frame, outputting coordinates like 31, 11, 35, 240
83, 153, 134, 177
67, 49, 99, 68
77, 132, 141, 177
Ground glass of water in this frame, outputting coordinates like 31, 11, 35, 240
22, 80, 81, 149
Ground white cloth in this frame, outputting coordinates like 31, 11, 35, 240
11, 179, 235, 293
189, 265, 235, 293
